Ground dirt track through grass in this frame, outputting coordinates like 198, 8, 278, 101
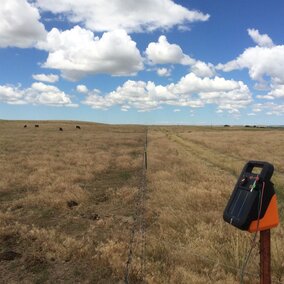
170, 131, 284, 205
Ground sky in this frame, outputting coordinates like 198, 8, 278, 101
0, 0, 284, 125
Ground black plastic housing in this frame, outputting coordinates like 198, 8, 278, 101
223, 161, 275, 230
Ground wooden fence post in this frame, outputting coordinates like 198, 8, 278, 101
260, 229, 271, 284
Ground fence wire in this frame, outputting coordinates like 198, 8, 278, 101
124, 128, 282, 284
125, 128, 148, 284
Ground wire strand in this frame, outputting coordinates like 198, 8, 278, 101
240, 179, 265, 284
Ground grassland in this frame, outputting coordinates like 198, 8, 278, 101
0, 121, 146, 283
0, 121, 283, 283
145, 126, 284, 283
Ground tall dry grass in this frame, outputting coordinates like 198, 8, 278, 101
145, 127, 284, 283
1, 121, 283, 283
0, 120, 145, 283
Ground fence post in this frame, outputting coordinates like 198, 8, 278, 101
144, 147, 147, 170
260, 229, 271, 284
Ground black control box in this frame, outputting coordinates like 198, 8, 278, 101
223, 161, 274, 230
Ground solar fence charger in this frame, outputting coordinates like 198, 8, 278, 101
223, 161, 279, 232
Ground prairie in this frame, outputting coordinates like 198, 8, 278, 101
0, 121, 146, 283
0, 121, 283, 283
145, 126, 284, 283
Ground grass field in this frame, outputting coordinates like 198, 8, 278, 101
0, 121, 283, 283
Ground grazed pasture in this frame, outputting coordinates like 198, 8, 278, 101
0, 121, 146, 283
145, 126, 284, 283
0, 121, 283, 283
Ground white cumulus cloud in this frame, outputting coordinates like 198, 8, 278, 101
266, 85, 284, 99
146, 35, 194, 65
81, 72, 252, 113
35, 0, 209, 33
146, 36, 215, 79
247, 28, 274, 48
257, 85, 284, 100
0, 85, 26, 105
76, 85, 89, 94
217, 29, 284, 102
251, 103, 284, 116
191, 61, 215, 77
0, 0, 46, 48
0, 82, 77, 107
32, 73, 59, 83
217, 45, 284, 84
36, 26, 143, 81
157, 68, 171, 77
173, 73, 242, 94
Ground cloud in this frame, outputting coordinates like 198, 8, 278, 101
217, 45, 284, 84
256, 85, 284, 100
146, 35, 194, 65
251, 103, 284, 116
247, 28, 274, 48
173, 73, 242, 94
190, 61, 215, 77
35, 0, 209, 33
0, 85, 26, 105
0, 82, 77, 107
76, 85, 88, 94
217, 29, 284, 102
82, 88, 114, 110
32, 73, 59, 83
146, 36, 215, 80
36, 26, 143, 81
216, 30, 284, 89
157, 68, 171, 77
266, 85, 284, 99
0, 0, 46, 48
81, 72, 252, 113
175, 73, 252, 112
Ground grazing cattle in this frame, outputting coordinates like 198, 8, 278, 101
35, 125, 39, 128
76, 125, 81, 129
24, 125, 27, 128
59, 127, 63, 131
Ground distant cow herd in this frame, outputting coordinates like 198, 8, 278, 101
23, 125, 81, 131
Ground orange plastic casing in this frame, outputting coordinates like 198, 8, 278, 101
248, 194, 279, 232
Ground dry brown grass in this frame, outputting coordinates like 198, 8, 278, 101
145, 127, 284, 283
0, 120, 145, 283
1, 122, 283, 283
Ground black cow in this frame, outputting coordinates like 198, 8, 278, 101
76, 125, 81, 129
24, 125, 27, 128
59, 127, 63, 131
35, 125, 39, 128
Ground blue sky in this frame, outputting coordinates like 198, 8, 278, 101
0, 0, 284, 124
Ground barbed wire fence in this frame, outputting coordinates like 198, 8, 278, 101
125, 128, 148, 284
124, 128, 282, 284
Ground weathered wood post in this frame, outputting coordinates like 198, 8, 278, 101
260, 229, 271, 284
